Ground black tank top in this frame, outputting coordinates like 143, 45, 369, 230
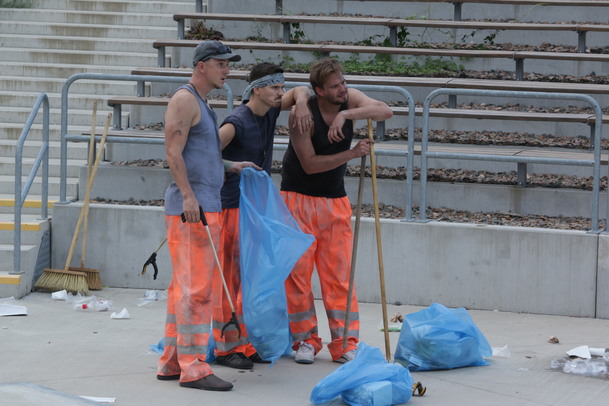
280, 95, 353, 198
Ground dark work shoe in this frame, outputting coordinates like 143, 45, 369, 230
179, 374, 233, 391
156, 374, 180, 381
248, 352, 272, 364
216, 352, 254, 369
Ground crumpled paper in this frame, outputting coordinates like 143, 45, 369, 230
110, 308, 130, 319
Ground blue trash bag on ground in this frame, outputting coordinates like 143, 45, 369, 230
311, 342, 414, 405
239, 168, 315, 364
394, 303, 492, 371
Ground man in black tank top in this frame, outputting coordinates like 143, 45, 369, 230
280, 58, 393, 365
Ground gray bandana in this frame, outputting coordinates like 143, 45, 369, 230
241, 73, 285, 101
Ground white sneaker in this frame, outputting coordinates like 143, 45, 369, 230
295, 341, 315, 364
335, 349, 356, 364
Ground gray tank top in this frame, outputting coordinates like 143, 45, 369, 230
164, 85, 224, 215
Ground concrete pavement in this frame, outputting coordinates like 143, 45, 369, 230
2, 288, 609, 405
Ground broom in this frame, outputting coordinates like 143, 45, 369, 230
69, 102, 103, 290
34, 112, 112, 294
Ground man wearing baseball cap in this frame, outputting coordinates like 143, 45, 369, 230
157, 40, 259, 391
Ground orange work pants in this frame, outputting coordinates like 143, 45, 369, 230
281, 191, 360, 361
214, 207, 255, 357
157, 213, 222, 383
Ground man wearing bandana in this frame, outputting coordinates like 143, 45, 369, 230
216, 62, 311, 369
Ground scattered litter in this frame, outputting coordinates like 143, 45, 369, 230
492, 345, 511, 358
551, 345, 609, 379
110, 308, 130, 319
137, 290, 167, 307
548, 336, 560, 344
72, 296, 113, 312
65, 291, 87, 304
378, 312, 404, 332
552, 357, 607, 378
149, 338, 164, 354
51, 290, 68, 300
0, 303, 27, 317
80, 396, 116, 403
567, 345, 592, 359
590, 347, 608, 357
378, 320, 402, 332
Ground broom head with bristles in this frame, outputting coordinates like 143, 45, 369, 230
34, 268, 90, 295
69, 267, 103, 291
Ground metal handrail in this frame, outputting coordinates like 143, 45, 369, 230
60, 74, 416, 220
13, 93, 50, 275
418, 88, 604, 232
59, 72, 234, 203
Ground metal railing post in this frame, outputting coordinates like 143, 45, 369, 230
13, 93, 49, 275
419, 88, 603, 232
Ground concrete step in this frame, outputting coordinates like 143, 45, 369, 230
0, 20, 176, 39
0, 138, 88, 159
1, 156, 87, 178
0, 105, 128, 128
0, 90, 125, 112
0, 61, 135, 79
0, 47, 164, 67
0, 9, 177, 27
0, 74, 140, 95
4, 173, 80, 198
0, 123, 90, 142
0, 194, 77, 216
38, 0, 193, 14
0, 34, 158, 54
0, 213, 51, 245
0, 214, 51, 298
0, 243, 38, 271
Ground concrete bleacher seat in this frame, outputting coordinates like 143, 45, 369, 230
153, 38, 609, 80
174, 12, 609, 52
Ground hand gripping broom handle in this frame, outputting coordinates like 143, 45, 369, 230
63, 113, 112, 271
342, 120, 368, 349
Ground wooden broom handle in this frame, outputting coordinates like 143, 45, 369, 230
368, 119, 391, 361
64, 113, 112, 271
80, 102, 97, 268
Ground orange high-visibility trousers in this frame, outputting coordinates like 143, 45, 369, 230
157, 213, 222, 383
281, 191, 360, 361
214, 207, 255, 357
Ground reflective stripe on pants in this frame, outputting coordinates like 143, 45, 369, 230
281, 191, 360, 361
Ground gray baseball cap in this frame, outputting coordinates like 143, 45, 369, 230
192, 40, 241, 66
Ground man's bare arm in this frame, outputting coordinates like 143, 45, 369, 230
328, 88, 393, 143
282, 86, 313, 134
219, 122, 236, 149
289, 109, 372, 175
164, 90, 201, 223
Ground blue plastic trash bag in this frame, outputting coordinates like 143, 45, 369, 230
394, 303, 492, 371
311, 342, 413, 405
342, 380, 410, 406
239, 168, 314, 364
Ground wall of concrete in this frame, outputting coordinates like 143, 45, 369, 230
50, 202, 603, 318
82, 165, 608, 219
